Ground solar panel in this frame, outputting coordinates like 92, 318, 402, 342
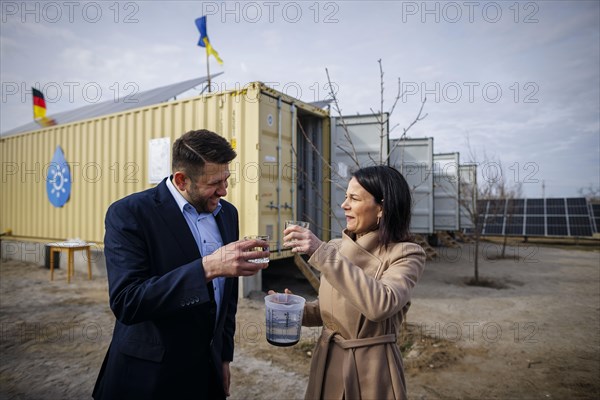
547, 216, 568, 236
525, 216, 545, 236
476, 197, 594, 238
476, 218, 485, 232
506, 199, 525, 214
2, 75, 222, 137
488, 199, 506, 214
546, 198, 566, 215
569, 216, 593, 237
484, 215, 504, 234
477, 200, 488, 214
567, 198, 589, 215
505, 216, 524, 235
526, 199, 545, 215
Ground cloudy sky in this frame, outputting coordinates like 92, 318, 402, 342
1, 0, 598, 198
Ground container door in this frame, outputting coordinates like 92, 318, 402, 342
433, 153, 461, 231
296, 112, 328, 239
389, 138, 434, 234
329, 114, 389, 238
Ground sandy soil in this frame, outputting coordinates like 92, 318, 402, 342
1, 242, 599, 399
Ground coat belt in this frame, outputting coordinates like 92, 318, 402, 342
307, 328, 397, 400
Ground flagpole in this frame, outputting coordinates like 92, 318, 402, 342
206, 47, 211, 93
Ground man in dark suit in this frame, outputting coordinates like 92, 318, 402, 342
93, 129, 269, 399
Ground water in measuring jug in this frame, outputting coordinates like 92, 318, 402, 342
264, 293, 305, 347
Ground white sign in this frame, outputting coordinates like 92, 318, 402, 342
148, 137, 170, 184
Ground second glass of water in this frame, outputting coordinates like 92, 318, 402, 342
244, 235, 270, 263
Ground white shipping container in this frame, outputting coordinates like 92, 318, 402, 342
389, 138, 434, 234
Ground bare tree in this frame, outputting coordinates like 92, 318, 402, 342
578, 184, 600, 202
493, 164, 523, 258
458, 137, 523, 284
324, 60, 427, 169
316, 60, 430, 243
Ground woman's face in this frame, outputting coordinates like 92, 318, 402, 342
341, 177, 382, 236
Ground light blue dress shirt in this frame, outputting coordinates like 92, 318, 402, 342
166, 177, 225, 320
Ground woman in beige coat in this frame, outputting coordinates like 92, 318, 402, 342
282, 165, 426, 400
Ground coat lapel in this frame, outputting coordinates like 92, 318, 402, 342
340, 230, 383, 278
153, 178, 200, 262
214, 209, 232, 245
214, 205, 236, 327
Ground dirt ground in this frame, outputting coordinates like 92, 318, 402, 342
1, 241, 599, 399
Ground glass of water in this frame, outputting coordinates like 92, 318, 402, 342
284, 221, 310, 253
244, 235, 270, 263
284, 220, 310, 230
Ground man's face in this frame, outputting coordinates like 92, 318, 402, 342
184, 162, 230, 213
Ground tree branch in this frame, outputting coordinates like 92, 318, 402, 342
326, 67, 360, 168
384, 96, 428, 165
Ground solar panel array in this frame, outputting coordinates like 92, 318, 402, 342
477, 198, 598, 237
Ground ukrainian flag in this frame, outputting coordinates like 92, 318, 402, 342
195, 16, 223, 65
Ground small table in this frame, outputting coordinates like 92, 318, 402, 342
48, 242, 92, 283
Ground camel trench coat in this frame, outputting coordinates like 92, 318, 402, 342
303, 229, 426, 400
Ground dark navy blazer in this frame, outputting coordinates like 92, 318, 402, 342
93, 178, 239, 400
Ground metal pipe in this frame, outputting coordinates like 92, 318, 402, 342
290, 104, 297, 221
277, 97, 282, 252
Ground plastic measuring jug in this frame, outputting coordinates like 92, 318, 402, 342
264, 293, 306, 346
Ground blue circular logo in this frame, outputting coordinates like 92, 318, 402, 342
46, 146, 71, 208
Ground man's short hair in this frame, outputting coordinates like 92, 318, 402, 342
172, 129, 236, 177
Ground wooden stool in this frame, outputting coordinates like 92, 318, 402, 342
48, 242, 92, 283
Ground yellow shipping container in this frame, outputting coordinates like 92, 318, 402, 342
0, 82, 331, 294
